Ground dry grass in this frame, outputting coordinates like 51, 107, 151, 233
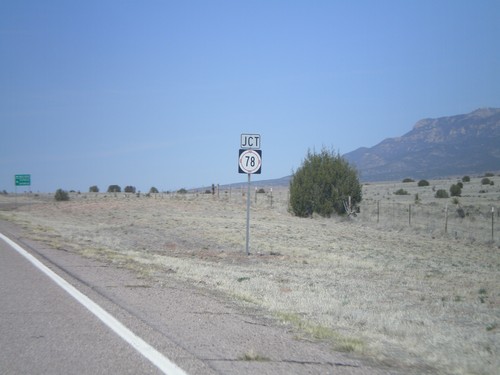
1, 176, 499, 374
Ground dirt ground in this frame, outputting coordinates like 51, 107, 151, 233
1, 177, 499, 374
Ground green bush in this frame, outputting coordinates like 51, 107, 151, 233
289, 148, 362, 217
177, 188, 188, 194
149, 187, 159, 194
107, 185, 121, 193
450, 184, 462, 197
402, 178, 414, 183
435, 189, 449, 198
394, 189, 409, 195
462, 176, 470, 183
418, 179, 430, 187
124, 186, 136, 193
54, 189, 69, 201
484, 172, 494, 177
89, 185, 99, 193
481, 177, 491, 185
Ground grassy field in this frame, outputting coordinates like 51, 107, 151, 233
1, 175, 499, 374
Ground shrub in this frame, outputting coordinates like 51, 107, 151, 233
394, 189, 409, 195
149, 187, 159, 194
462, 176, 470, 182
481, 178, 491, 185
124, 186, 136, 193
435, 189, 449, 198
54, 189, 70, 201
257, 188, 266, 194
457, 182, 463, 188
484, 172, 494, 177
450, 184, 462, 197
107, 185, 121, 193
177, 188, 188, 194
289, 148, 362, 217
89, 185, 99, 193
418, 179, 430, 187
402, 178, 414, 183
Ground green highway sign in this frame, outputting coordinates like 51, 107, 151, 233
15, 174, 31, 186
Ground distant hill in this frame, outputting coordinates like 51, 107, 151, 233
343, 108, 500, 181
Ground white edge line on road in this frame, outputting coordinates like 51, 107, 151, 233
0, 232, 188, 375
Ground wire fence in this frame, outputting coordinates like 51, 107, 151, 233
357, 200, 499, 246
210, 186, 500, 246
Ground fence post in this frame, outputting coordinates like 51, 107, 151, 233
377, 200, 380, 223
492, 206, 495, 242
409, 204, 411, 226
445, 203, 449, 234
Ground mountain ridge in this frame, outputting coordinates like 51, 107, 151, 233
343, 108, 500, 181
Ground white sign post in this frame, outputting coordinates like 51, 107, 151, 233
239, 134, 261, 255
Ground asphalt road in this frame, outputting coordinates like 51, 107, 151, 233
0, 236, 168, 374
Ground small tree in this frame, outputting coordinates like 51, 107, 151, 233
107, 185, 121, 193
450, 184, 461, 197
394, 188, 409, 195
124, 186, 136, 194
481, 177, 491, 185
462, 176, 470, 183
54, 189, 70, 201
149, 187, 159, 194
435, 189, 449, 198
418, 179, 430, 187
289, 148, 362, 217
89, 185, 99, 193
402, 178, 414, 183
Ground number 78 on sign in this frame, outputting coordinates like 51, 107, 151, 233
238, 149, 262, 174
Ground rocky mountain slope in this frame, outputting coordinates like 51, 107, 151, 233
343, 108, 500, 181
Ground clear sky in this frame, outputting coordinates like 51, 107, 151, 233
1, 1, 499, 193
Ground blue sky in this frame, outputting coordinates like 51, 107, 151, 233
1, 1, 499, 193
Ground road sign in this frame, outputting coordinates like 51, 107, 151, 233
240, 134, 261, 149
238, 149, 262, 174
15, 174, 31, 186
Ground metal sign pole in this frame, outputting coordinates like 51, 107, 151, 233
246, 173, 251, 255
239, 134, 262, 256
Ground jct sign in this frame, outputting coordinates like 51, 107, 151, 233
240, 134, 261, 149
